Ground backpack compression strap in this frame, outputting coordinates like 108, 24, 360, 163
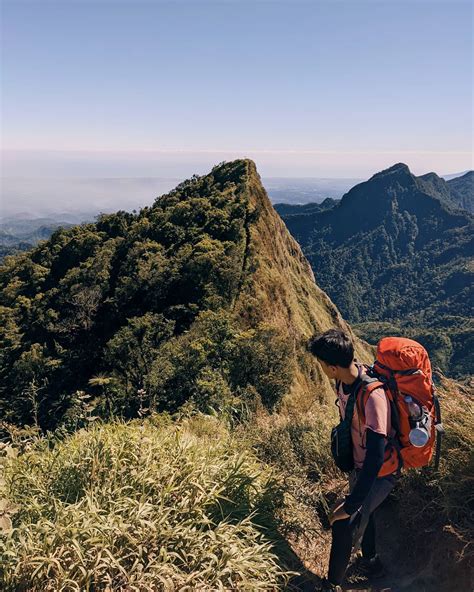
357, 377, 402, 436
433, 390, 445, 471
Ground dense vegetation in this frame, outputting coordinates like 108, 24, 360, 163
0, 416, 292, 590
0, 374, 471, 591
276, 164, 474, 377
0, 160, 295, 430
0, 243, 32, 261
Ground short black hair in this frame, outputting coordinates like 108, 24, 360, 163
307, 329, 354, 368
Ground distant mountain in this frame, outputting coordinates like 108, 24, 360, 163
443, 170, 471, 181
1, 177, 182, 219
416, 170, 474, 214
273, 198, 339, 217
0, 219, 75, 239
263, 176, 361, 204
0, 217, 78, 261
0, 211, 94, 227
447, 171, 473, 213
417, 172, 456, 205
277, 163, 474, 377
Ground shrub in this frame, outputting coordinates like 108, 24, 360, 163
239, 406, 341, 546
0, 417, 292, 591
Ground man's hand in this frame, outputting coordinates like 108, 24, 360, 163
329, 501, 351, 526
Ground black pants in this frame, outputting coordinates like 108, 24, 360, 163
328, 512, 376, 585
327, 471, 396, 586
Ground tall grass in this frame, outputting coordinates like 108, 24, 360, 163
0, 376, 471, 590
239, 404, 342, 579
395, 375, 474, 560
0, 415, 292, 591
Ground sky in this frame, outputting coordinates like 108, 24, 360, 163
1, 0, 473, 197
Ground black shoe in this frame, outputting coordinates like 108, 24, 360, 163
350, 553, 387, 579
316, 578, 343, 592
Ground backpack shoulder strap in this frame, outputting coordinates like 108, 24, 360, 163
356, 375, 386, 422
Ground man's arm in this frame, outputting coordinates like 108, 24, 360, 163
342, 428, 385, 515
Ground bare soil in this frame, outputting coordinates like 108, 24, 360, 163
285, 491, 472, 592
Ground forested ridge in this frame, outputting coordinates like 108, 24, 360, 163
0, 159, 369, 431
0, 161, 262, 428
276, 163, 474, 377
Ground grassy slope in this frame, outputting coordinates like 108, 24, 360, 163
0, 416, 292, 591
1, 375, 471, 591
235, 160, 373, 411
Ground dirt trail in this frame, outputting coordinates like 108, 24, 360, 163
286, 494, 472, 592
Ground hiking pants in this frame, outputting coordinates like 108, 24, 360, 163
327, 469, 397, 585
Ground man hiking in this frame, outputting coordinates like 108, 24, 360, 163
308, 329, 398, 592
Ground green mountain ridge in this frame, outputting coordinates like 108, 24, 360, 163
276, 163, 474, 377
447, 170, 474, 213
0, 159, 371, 429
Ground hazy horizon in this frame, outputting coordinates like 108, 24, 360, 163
1, 163, 470, 220
2, 148, 472, 179
1, 0, 472, 214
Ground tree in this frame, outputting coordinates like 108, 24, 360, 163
105, 313, 175, 414
10, 344, 61, 426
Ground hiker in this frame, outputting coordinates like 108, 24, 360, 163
308, 329, 397, 592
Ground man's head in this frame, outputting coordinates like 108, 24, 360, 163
308, 329, 354, 380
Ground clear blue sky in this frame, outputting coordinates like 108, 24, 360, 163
1, 0, 473, 178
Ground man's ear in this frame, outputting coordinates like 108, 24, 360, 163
327, 364, 339, 379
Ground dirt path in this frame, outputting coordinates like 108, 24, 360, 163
285, 494, 472, 592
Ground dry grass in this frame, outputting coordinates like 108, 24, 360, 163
0, 371, 471, 591
394, 374, 474, 561
238, 403, 344, 579
0, 415, 293, 591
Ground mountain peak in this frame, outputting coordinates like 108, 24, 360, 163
0, 158, 373, 428
418, 171, 441, 182
371, 162, 412, 180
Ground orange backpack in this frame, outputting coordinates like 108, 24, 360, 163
357, 336, 444, 477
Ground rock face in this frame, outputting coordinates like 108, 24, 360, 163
276, 162, 474, 377
0, 159, 371, 427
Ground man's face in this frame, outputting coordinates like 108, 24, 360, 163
318, 358, 338, 380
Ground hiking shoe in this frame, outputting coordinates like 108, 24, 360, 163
316, 578, 343, 592
350, 553, 387, 579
